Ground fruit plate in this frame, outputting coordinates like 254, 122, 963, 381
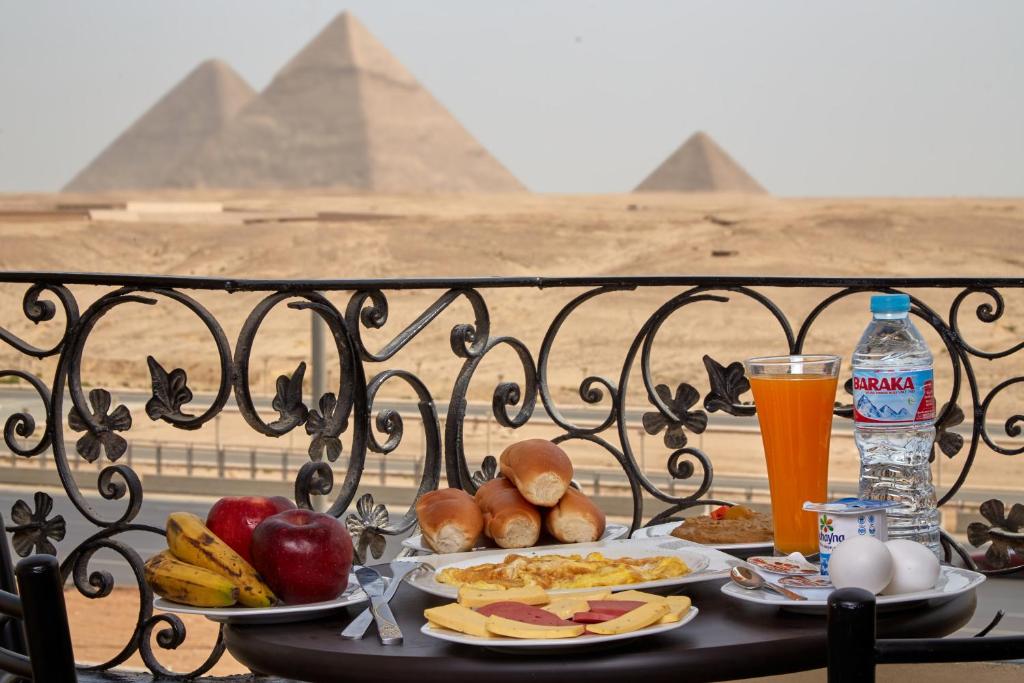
406, 537, 734, 600
421, 606, 699, 653
154, 572, 369, 624
720, 565, 985, 614
631, 522, 773, 554
402, 523, 630, 554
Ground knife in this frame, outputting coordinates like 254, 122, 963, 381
341, 562, 420, 640
355, 565, 404, 645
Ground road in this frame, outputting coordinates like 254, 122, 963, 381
0, 486, 1018, 638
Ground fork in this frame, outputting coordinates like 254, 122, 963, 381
340, 561, 435, 640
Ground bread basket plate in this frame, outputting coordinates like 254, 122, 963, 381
406, 537, 733, 600
720, 566, 985, 614
421, 605, 698, 653
631, 522, 773, 553
403, 523, 630, 554
154, 573, 368, 624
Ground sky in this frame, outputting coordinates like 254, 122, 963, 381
1, 0, 1022, 196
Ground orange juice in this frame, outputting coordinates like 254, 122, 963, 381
749, 374, 838, 555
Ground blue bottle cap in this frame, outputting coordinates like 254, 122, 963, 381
871, 294, 910, 314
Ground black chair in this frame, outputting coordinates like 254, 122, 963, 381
827, 587, 1024, 683
0, 553, 77, 682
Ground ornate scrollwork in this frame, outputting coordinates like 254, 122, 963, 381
0, 273, 1021, 680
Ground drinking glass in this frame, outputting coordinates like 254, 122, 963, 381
745, 355, 841, 556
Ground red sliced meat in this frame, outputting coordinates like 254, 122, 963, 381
475, 602, 575, 626
572, 611, 623, 624
587, 600, 646, 615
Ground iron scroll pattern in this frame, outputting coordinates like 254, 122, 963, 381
0, 274, 1019, 677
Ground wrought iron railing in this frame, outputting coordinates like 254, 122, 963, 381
0, 272, 1021, 678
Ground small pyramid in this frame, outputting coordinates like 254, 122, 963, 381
64, 60, 255, 192
634, 132, 766, 193
174, 12, 523, 192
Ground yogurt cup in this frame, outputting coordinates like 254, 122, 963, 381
802, 498, 901, 577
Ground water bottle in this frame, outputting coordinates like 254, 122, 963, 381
852, 293, 941, 556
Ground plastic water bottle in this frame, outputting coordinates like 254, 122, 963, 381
852, 294, 941, 557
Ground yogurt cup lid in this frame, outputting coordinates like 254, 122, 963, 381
802, 497, 902, 513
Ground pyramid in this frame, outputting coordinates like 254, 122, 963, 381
173, 12, 523, 192
64, 60, 255, 192
634, 132, 766, 193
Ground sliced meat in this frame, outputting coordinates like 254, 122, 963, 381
571, 611, 624, 624
475, 601, 575, 626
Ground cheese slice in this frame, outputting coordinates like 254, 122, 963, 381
424, 603, 491, 638
585, 601, 670, 635
605, 590, 668, 603
658, 596, 692, 623
485, 615, 585, 639
542, 598, 591, 619
457, 585, 549, 608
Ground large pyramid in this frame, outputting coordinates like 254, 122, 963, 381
64, 60, 255, 192
173, 12, 523, 192
634, 132, 766, 193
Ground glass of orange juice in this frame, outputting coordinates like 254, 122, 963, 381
745, 354, 841, 556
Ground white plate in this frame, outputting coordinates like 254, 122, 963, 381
154, 572, 368, 624
631, 521, 773, 551
406, 537, 734, 600
403, 523, 630, 554
421, 606, 699, 652
720, 565, 985, 614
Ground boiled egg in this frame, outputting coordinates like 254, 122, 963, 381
881, 539, 940, 595
828, 536, 894, 595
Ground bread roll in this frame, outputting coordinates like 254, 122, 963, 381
545, 487, 606, 543
415, 488, 484, 554
499, 439, 573, 507
474, 478, 541, 549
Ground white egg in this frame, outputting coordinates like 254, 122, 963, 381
881, 539, 941, 595
828, 536, 894, 594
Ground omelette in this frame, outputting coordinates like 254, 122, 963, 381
435, 552, 690, 590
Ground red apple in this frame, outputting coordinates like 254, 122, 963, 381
206, 496, 296, 564
251, 509, 353, 605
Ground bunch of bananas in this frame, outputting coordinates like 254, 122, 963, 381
144, 512, 277, 608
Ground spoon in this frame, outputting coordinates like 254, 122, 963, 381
730, 565, 807, 601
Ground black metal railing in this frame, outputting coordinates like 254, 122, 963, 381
0, 272, 1021, 678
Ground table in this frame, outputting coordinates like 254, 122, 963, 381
224, 577, 976, 683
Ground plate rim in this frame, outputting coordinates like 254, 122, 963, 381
419, 605, 699, 648
631, 521, 774, 550
403, 522, 631, 553
153, 572, 368, 620
719, 565, 986, 609
406, 539, 719, 599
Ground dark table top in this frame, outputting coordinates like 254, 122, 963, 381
224, 576, 976, 683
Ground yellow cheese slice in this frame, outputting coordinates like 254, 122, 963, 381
457, 585, 549, 608
485, 615, 585, 639
423, 603, 491, 638
542, 598, 590, 619
605, 589, 668, 603
585, 601, 670, 635
658, 596, 692, 623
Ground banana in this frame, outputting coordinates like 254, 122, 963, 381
166, 512, 277, 607
144, 551, 239, 607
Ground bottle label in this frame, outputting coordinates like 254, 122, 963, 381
852, 368, 935, 424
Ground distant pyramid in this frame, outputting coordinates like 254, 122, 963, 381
634, 132, 766, 193
64, 60, 255, 192
174, 12, 523, 192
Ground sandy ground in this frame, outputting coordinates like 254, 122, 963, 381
3, 192, 1023, 677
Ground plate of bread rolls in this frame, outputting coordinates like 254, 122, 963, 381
408, 440, 626, 555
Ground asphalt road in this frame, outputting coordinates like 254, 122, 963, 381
0, 486, 1018, 638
